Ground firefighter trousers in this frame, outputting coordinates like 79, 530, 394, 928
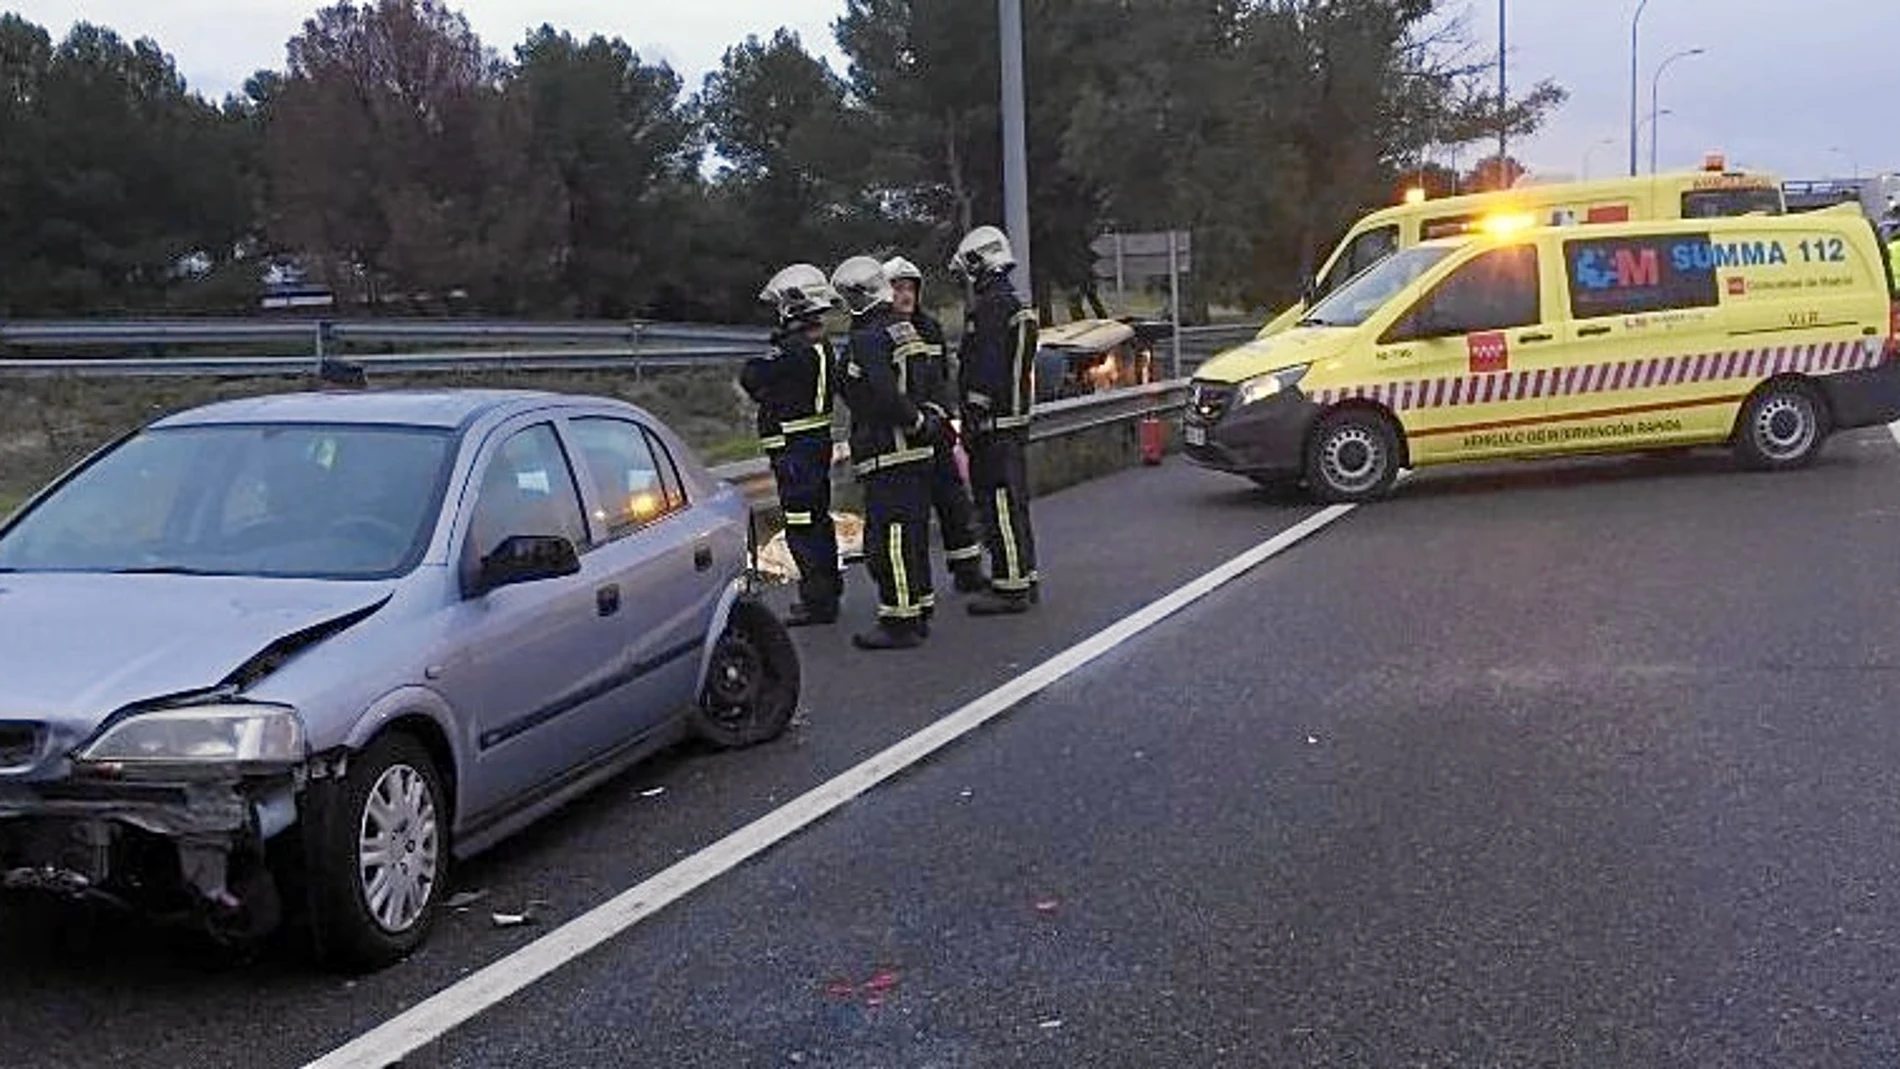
863, 460, 934, 622
930, 438, 982, 568
769, 434, 840, 608
968, 428, 1038, 595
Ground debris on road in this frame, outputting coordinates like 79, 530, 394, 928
444, 889, 488, 911
1039, 1019, 1064, 1030
490, 911, 535, 928
1034, 898, 1062, 915
1306, 735, 1319, 745
638, 786, 667, 798
959, 788, 974, 799
753, 512, 865, 583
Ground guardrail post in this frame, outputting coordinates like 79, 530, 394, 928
628, 321, 645, 381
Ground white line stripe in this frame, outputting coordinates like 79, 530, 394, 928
301, 503, 1361, 1069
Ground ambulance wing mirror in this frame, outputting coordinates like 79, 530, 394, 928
1300, 274, 1319, 306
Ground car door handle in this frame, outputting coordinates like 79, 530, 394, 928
1577, 326, 1613, 337
693, 539, 713, 572
1517, 331, 1555, 343
596, 584, 620, 617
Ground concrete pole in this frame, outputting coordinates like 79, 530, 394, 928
999, 0, 1032, 304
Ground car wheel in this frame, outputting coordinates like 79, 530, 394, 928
1304, 408, 1401, 503
306, 732, 448, 972
1734, 379, 1827, 471
693, 599, 800, 749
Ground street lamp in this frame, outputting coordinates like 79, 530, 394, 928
998, 0, 1031, 302
1650, 47, 1705, 174
1628, 0, 1651, 176
1582, 137, 1616, 180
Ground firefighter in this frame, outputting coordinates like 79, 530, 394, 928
950, 225, 1040, 615
830, 255, 946, 650
742, 264, 843, 626
883, 255, 986, 594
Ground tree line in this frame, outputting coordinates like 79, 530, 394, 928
0, 0, 1564, 324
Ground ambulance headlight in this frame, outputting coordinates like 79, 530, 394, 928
1238, 365, 1309, 407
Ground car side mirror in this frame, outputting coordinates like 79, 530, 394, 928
467, 534, 580, 597
1300, 275, 1319, 305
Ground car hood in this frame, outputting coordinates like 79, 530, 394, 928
0, 572, 394, 736
1195, 327, 1358, 385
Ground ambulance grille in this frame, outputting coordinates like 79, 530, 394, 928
1190, 382, 1236, 424
0, 722, 43, 772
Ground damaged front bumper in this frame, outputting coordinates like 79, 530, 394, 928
0, 768, 302, 935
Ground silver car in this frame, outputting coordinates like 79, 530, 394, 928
0, 389, 799, 969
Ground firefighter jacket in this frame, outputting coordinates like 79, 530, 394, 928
840, 308, 943, 476
740, 325, 835, 451
956, 278, 1038, 433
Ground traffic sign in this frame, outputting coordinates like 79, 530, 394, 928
1091, 230, 1192, 282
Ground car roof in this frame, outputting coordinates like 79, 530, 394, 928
149, 389, 603, 430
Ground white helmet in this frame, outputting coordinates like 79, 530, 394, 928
949, 225, 1015, 280
882, 256, 924, 285
759, 263, 838, 322
830, 256, 893, 316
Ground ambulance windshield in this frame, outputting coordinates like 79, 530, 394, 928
1300, 244, 1458, 329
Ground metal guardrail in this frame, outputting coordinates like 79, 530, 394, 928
708, 378, 1191, 507
0, 345, 761, 378
0, 318, 770, 347
0, 320, 1264, 379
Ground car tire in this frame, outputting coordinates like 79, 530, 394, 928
305, 732, 449, 973
1304, 408, 1401, 503
1733, 378, 1827, 471
692, 598, 800, 749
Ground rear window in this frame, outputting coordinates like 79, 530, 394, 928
1565, 233, 1720, 319
1682, 188, 1784, 218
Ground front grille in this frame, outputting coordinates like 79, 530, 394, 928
0, 723, 44, 771
1189, 382, 1236, 425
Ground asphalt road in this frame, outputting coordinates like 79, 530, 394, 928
13, 432, 1900, 1067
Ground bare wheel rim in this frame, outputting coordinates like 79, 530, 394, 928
1320, 424, 1387, 494
703, 628, 766, 730
357, 762, 440, 934
1753, 393, 1817, 461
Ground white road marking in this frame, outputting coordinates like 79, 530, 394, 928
305, 502, 1359, 1069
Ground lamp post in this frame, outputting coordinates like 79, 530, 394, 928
1582, 137, 1616, 180
998, 0, 1031, 302
1628, 0, 1651, 176
1649, 47, 1704, 174
1497, 0, 1508, 164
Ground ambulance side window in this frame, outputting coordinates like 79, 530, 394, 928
1392, 245, 1541, 339
1565, 233, 1719, 319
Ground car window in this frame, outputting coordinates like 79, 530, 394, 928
1406, 244, 1541, 336
567, 418, 679, 540
466, 424, 587, 560
0, 424, 453, 578
1565, 232, 1720, 319
1317, 224, 1400, 300
640, 426, 689, 512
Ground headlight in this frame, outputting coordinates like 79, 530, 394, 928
1238, 364, 1310, 406
80, 703, 306, 766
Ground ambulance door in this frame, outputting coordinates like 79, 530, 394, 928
1552, 229, 1727, 444
1373, 242, 1564, 464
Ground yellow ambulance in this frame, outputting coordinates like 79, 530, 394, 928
1182, 205, 1900, 502
1258, 162, 1786, 338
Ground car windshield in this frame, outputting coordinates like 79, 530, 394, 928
1299, 244, 1459, 328
0, 423, 455, 579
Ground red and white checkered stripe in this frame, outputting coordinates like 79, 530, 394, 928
1309, 340, 1882, 411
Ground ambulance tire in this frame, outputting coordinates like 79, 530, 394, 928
1305, 408, 1401, 503
1733, 378, 1828, 472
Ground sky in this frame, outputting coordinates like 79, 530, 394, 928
6, 0, 1896, 183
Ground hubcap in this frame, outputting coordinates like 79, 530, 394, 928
1754, 393, 1816, 461
1320, 425, 1387, 494
358, 763, 439, 934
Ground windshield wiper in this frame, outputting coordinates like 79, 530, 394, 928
1296, 316, 1332, 328
110, 565, 217, 576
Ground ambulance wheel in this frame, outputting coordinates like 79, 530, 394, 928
1734, 379, 1826, 471
1305, 409, 1400, 503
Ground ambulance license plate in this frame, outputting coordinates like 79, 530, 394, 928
1184, 425, 1206, 446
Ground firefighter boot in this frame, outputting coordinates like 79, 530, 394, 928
951, 559, 988, 594
785, 600, 839, 627
852, 618, 925, 651
966, 589, 1034, 616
